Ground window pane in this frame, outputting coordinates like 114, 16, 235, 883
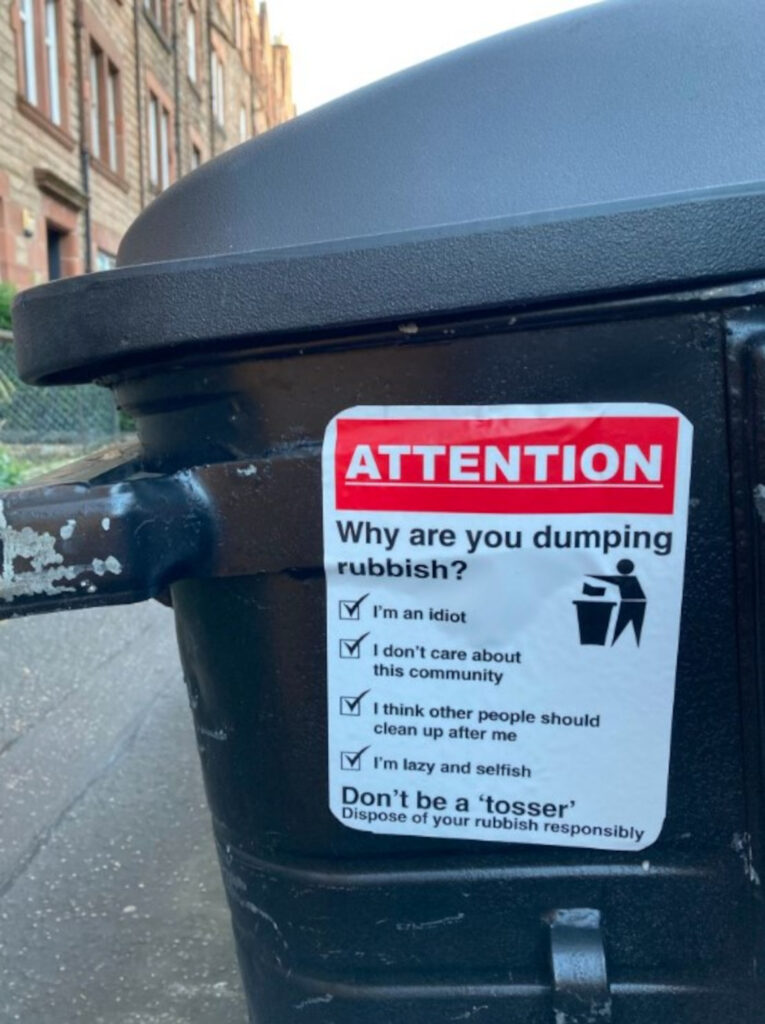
214, 58, 225, 126
160, 107, 170, 188
89, 49, 101, 158
210, 52, 217, 118
148, 95, 159, 185
107, 68, 118, 170
187, 14, 197, 81
96, 249, 116, 271
45, 0, 61, 124
20, 0, 38, 105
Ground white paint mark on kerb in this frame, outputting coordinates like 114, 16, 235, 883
166, 980, 237, 1001
59, 519, 76, 539
236, 464, 258, 477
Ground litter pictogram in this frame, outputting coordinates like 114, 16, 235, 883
574, 560, 646, 646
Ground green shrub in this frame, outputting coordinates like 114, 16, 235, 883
0, 282, 15, 331
0, 281, 15, 331
118, 409, 136, 432
0, 449, 30, 488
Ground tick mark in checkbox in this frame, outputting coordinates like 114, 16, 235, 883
338, 593, 369, 620
340, 746, 370, 771
339, 632, 369, 659
339, 689, 370, 716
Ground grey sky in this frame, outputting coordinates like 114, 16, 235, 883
265, 0, 602, 113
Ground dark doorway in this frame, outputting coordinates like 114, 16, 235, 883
46, 224, 66, 281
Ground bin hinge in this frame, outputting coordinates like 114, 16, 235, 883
547, 908, 611, 1024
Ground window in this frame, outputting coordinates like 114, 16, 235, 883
160, 105, 170, 187
95, 249, 116, 271
186, 8, 198, 83
190, 129, 203, 171
107, 67, 118, 170
147, 94, 158, 186
89, 46, 100, 159
19, 0, 38, 104
144, 0, 169, 35
44, 0, 60, 124
16, 0, 66, 128
211, 49, 225, 128
89, 42, 122, 175
147, 87, 173, 190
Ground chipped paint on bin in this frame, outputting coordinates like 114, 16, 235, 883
0, 498, 123, 603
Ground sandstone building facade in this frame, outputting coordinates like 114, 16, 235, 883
0, 0, 294, 288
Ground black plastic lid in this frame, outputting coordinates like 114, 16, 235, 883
14, 0, 765, 384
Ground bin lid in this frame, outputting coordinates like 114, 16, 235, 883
14, 0, 765, 384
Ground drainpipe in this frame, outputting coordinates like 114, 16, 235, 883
73, 0, 92, 273
133, 0, 146, 209
172, 0, 182, 176
249, 12, 256, 138
207, 0, 215, 157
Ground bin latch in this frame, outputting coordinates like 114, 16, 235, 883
547, 908, 611, 1023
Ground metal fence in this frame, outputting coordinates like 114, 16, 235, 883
0, 331, 119, 446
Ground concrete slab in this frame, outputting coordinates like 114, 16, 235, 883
0, 602, 247, 1023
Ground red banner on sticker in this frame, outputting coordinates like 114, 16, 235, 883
334, 416, 679, 514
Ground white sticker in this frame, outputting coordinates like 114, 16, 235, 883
323, 404, 692, 851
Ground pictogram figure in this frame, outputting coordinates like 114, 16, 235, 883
574, 560, 646, 646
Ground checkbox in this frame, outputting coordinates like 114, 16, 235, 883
339, 632, 369, 659
339, 594, 369, 620
340, 689, 370, 716
340, 746, 369, 771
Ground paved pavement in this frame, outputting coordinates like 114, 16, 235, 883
0, 601, 248, 1023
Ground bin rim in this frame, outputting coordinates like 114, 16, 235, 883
12, 0, 765, 384
13, 183, 765, 386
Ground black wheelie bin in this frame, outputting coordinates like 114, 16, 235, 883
4, 0, 765, 1020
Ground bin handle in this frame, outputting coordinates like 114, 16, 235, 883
0, 442, 321, 619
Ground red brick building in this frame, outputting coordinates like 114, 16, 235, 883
0, 0, 294, 288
